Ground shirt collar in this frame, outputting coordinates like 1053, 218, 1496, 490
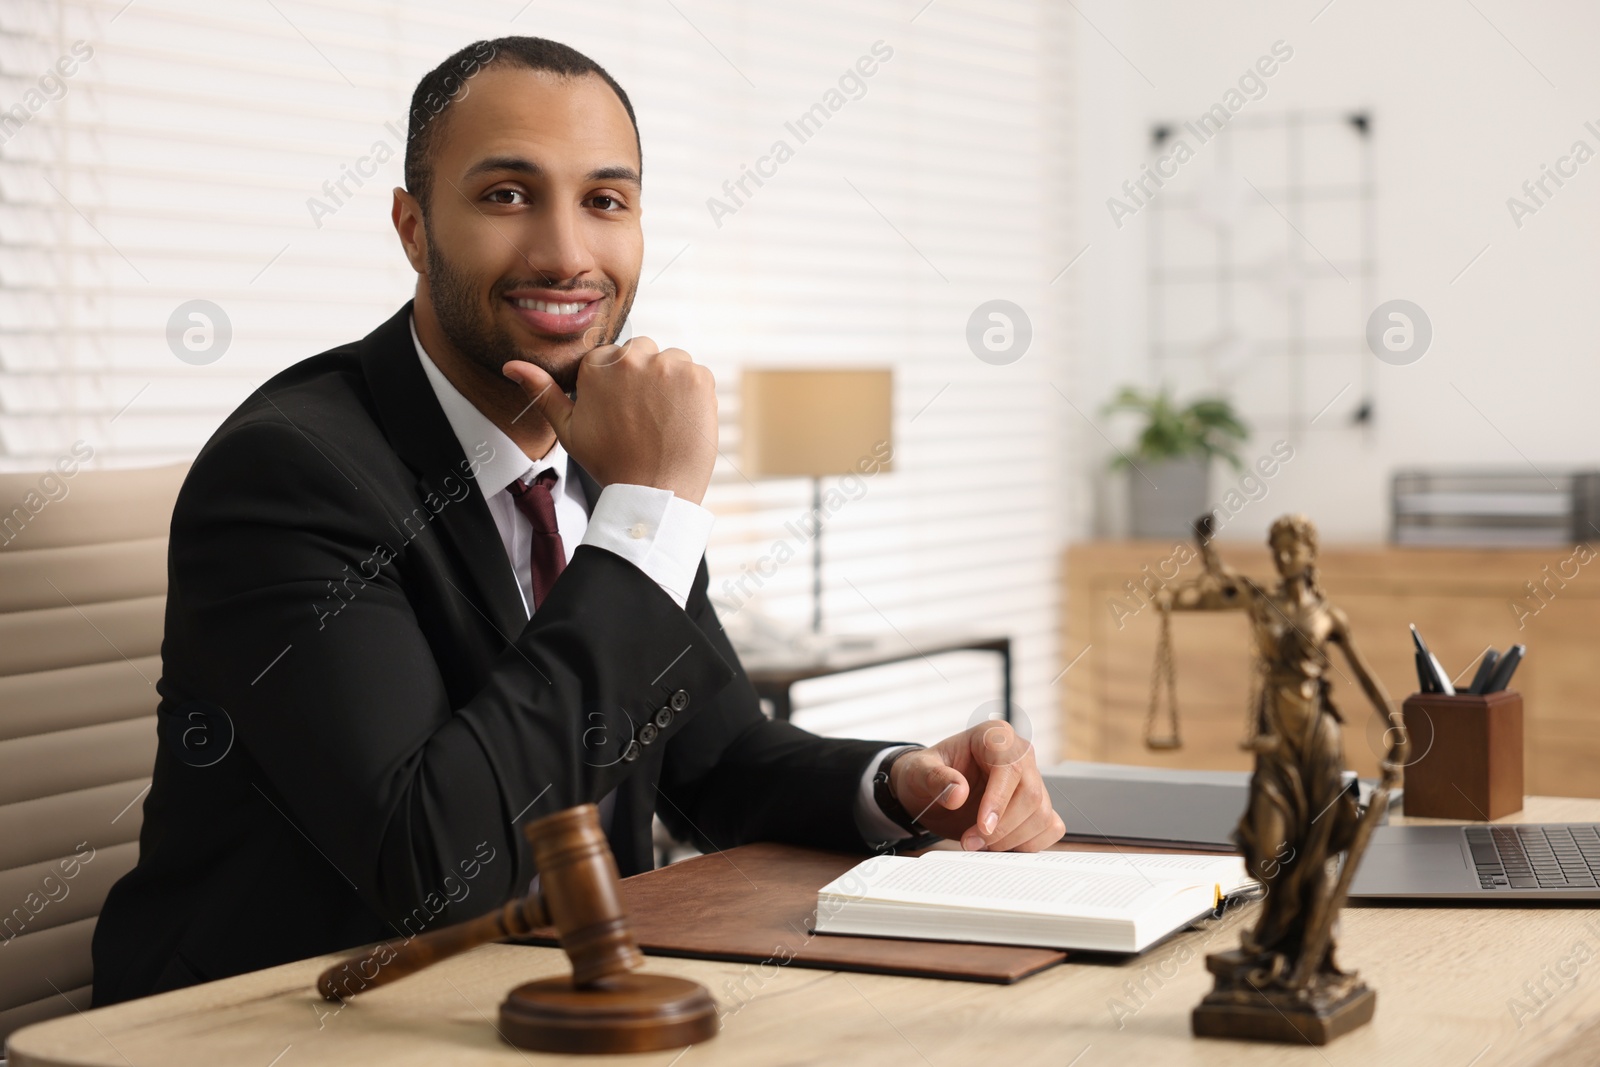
409, 314, 566, 493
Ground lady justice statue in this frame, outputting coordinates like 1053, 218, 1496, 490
1151, 513, 1409, 1044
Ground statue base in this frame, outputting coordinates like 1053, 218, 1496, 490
1191, 949, 1375, 1046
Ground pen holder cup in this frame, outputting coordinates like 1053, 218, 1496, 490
1398, 690, 1523, 820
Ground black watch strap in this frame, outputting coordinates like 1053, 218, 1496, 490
872, 746, 940, 845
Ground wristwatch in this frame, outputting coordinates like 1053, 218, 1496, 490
871, 746, 942, 847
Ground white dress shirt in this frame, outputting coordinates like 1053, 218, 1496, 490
410, 316, 915, 848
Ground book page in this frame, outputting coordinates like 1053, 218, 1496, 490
926, 849, 1249, 889
820, 855, 1198, 916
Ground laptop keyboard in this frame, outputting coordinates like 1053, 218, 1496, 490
1465, 824, 1600, 890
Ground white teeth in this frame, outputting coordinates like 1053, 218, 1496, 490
514, 298, 586, 314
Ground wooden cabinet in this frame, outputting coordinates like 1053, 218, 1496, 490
1061, 541, 1600, 797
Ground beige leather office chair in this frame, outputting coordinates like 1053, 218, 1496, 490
0, 462, 186, 1046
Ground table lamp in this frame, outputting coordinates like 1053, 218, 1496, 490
740, 368, 893, 633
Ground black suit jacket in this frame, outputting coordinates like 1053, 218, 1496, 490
91, 301, 897, 1006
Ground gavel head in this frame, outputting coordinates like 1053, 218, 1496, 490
525, 803, 645, 987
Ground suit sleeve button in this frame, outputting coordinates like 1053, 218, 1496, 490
621, 740, 641, 763
670, 690, 690, 712
654, 706, 674, 729
639, 722, 659, 745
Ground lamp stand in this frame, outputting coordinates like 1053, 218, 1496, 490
811, 477, 823, 634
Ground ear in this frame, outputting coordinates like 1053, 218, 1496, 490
391, 186, 428, 275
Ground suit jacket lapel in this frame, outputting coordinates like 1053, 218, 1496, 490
359, 301, 527, 642
362, 309, 652, 869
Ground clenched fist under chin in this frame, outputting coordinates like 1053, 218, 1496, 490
502, 335, 718, 505
889, 720, 1065, 853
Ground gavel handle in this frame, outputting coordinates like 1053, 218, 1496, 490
316, 892, 548, 1002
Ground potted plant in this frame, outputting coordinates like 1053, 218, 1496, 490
1102, 386, 1249, 538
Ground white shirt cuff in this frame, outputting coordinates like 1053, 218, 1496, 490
853, 744, 924, 847
579, 484, 714, 610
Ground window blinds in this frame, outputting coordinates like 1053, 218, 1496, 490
0, 0, 1073, 757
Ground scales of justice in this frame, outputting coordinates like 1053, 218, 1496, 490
1146, 513, 1410, 1045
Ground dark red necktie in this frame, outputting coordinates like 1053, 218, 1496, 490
506, 468, 566, 612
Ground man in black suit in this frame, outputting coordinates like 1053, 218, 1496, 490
91, 36, 1062, 1005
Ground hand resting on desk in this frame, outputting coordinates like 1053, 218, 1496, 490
890, 721, 1065, 852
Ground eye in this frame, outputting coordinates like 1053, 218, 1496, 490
587, 194, 626, 212
485, 188, 527, 206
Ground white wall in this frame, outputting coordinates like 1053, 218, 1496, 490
1068, 0, 1600, 543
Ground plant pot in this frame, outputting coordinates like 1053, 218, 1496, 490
1128, 456, 1211, 539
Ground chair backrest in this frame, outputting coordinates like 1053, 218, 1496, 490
0, 462, 187, 1046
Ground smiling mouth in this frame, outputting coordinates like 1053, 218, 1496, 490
505, 294, 603, 337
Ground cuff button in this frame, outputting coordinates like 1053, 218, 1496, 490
621, 740, 642, 763
669, 690, 690, 712
654, 706, 674, 729
639, 722, 659, 746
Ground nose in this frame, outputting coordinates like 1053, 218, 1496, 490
521, 201, 597, 283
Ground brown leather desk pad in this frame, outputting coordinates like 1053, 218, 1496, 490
516, 842, 1066, 984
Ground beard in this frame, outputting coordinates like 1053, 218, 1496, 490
425, 237, 635, 393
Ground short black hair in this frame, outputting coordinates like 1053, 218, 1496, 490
403, 36, 641, 215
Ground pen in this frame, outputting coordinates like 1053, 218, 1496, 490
1467, 649, 1501, 695
1482, 644, 1525, 693
1410, 624, 1454, 696
1415, 650, 1435, 693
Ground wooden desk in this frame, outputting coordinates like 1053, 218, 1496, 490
12, 797, 1600, 1066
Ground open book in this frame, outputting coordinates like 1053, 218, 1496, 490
814, 849, 1256, 954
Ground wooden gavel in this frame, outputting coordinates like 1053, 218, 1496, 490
316, 803, 637, 1000
315, 803, 717, 1054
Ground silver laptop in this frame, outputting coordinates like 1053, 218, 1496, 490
1043, 762, 1600, 902
1042, 761, 1385, 852
1349, 823, 1600, 900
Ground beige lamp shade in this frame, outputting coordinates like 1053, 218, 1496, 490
739, 369, 893, 479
